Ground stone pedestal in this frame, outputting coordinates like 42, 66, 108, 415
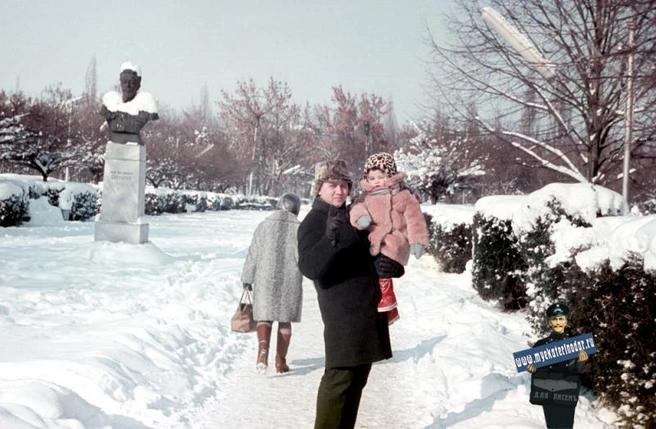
94, 141, 149, 244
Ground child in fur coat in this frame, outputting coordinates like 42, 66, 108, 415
350, 152, 429, 324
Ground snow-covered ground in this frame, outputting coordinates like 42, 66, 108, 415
0, 204, 619, 428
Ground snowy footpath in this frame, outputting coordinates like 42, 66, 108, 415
0, 207, 618, 428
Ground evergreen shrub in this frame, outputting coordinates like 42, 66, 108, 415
471, 212, 527, 309
566, 256, 655, 429
205, 193, 235, 210
215, 195, 234, 210
164, 192, 185, 214
427, 213, 472, 273
234, 196, 276, 211
145, 193, 165, 216
44, 188, 62, 207
182, 193, 208, 212
69, 191, 99, 221
521, 198, 592, 331
0, 191, 28, 227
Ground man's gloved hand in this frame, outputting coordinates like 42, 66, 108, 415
378, 254, 405, 278
243, 283, 253, 291
410, 243, 425, 259
355, 215, 371, 229
326, 206, 357, 248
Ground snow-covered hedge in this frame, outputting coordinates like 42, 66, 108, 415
1, 175, 282, 225
144, 189, 186, 215
472, 184, 628, 313
1, 175, 99, 225
56, 183, 98, 221
471, 210, 527, 309
0, 180, 29, 227
233, 195, 277, 211
142, 188, 273, 215
564, 255, 654, 428
422, 204, 475, 273
472, 183, 655, 428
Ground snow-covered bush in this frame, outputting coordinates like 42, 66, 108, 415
164, 192, 186, 214
634, 191, 656, 215
144, 189, 185, 214
44, 187, 63, 207
429, 221, 472, 273
207, 193, 233, 211
519, 184, 625, 333
69, 191, 98, 221
0, 175, 46, 227
0, 182, 29, 227
566, 256, 655, 429
211, 194, 234, 210
57, 184, 98, 221
473, 183, 653, 428
145, 192, 166, 216
143, 188, 249, 214
521, 198, 592, 332
471, 211, 527, 309
422, 204, 475, 273
181, 192, 208, 212
233, 195, 276, 211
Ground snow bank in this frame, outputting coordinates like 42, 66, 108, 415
474, 183, 654, 272
475, 183, 627, 232
88, 241, 177, 266
421, 203, 475, 230
0, 181, 22, 201
0, 174, 46, 198
0, 380, 108, 428
26, 197, 66, 226
576, 215, 656, 271
527, 183, 628, 224
474, 194, 527, 220
57, 183, 98, 211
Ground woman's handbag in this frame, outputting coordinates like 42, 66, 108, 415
231, 290, 256, 333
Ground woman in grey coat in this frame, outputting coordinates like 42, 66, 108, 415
241, 193, 303, 374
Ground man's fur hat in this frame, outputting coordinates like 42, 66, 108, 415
311, 159, 353, 196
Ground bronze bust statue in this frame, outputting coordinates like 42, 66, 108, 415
100, 61, 159, 145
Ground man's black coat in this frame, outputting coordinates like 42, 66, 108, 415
298, 197, 392, 369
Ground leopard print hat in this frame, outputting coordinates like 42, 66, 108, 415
363, 152, 398, 178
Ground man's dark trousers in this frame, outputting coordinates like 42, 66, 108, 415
315, 363, 372, 429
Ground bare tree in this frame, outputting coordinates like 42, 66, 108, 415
217, 77, 313, 195
311, 86, 394, 182
427, 0, 656, 198
0, 84, 84, 181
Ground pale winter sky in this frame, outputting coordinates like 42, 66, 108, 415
0, 0, 456, 123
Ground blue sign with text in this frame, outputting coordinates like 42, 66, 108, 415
513, 333, 597, 373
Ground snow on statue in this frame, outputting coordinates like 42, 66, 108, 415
99, 61, 159, 145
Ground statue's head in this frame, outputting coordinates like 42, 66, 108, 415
119, 61, 142, 102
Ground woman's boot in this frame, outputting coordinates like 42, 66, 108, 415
275, 325, 291, 373
256, 322, 272, 373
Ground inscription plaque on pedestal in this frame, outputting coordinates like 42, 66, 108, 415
95, 142, 149, 244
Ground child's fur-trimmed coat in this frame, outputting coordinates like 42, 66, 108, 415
350, 172, 429, 266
